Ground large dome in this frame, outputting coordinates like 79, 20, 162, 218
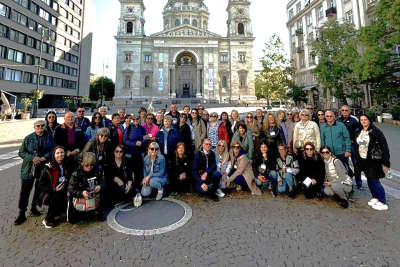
163, 0, 210, 30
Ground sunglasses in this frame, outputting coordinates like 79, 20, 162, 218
210, 115, 217, 118
301, 114, 309, 117
287, 113, 293, 116
307, 108, 314, 110
321, 151, 330, 154
341, 109, 349, 112
325, 115, 333, 118
99, 135, 108, 138
198, 108, 204, 110
35, 125, 46, 128
204, 143, 212, 146
318, 114, 325, 116
218, 144, 225, 147
150, 148, 159, 152
305, 148, 313, 151
146, 117, 153, 120
84, 164, 94, 168
232, 146, 241, 149
48, 116, 55, 119
115, 150, 123, 153
247, 116, 253, 118
77, 110, 84, 113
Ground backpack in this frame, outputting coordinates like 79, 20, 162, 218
333, 158, 354, 178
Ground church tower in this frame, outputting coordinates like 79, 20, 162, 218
117, 0, 146, 36
226, 0, 253, 38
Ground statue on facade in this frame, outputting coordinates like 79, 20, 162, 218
148, 102, 154, 114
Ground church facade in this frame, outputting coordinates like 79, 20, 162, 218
114, 0, 256, 104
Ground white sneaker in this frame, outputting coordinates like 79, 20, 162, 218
215, 188, 225, 197
156, 189, 164, 201
368, 198, 379, 206
372, 202, 388, 211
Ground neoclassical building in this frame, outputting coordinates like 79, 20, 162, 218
114, 0, 256, 104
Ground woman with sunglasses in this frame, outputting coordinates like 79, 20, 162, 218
14, 120, 55, 226
293, 109, 320, 155
262, 113, 286, 158
105, 145, 133, 206
188, 108, 207, 152
252, 142, 275, 192
215, 140, 230, 197
246, 112, 263, 158
354, 114, 390, 211
176, 113, 192, 154
316, 110, 326, 129
85, 112, 103, 142
320, 146, 352, 208
68, 152, 104, 224
45, 111, 60, 137
171, 142, 192, 195
38, 146, 68, 228
232, 122, 254, 160
225, 141, 261, 195
142, 142, 168, 200
220, 112, 233, 143
143, 113, 159, 150
286, 111, 294, 123
208, 112, 229, 151
297, 142, 325, 199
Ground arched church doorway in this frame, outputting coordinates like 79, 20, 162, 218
175, 52, 198, 98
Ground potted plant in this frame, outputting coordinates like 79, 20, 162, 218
20, 98, 32, 119
366, 105, 383, 122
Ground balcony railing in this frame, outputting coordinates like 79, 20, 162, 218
296, 46, 305, 53
326, 7, 337, 17
295, 28, 303, 36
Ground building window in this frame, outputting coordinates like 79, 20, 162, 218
238, 23, 244, 34
346, 10, 353, 24
220, 54, 227, 62
331, 0, 336, 8
125, 76, 131, 88
192, 19, 197, 27
11, 11, 28, 26
238, 53, 246, 62
289, 9, 294, 19
175, 19, 180, 27
296, 3, 301, 13
308, 14, 313, 25
125, 53, 132, 62
239, 76, 246, 88
145, 55, 152, 62
298, 20, 303, 29
291, 27, 295, 36
301, 56, 305, 66
222, 76, 227, 88
302, 73, 308, 82
145, 76, 150, 87
127, 22, 133, 33
183, 18, 189, 24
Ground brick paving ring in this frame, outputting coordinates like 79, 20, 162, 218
107, 198, 192, 236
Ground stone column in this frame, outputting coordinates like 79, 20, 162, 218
171, 67, 176, 98
196, 68, 201, 98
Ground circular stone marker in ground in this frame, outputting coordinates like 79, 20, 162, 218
107, 198, 192, 236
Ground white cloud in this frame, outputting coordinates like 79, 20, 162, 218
90, 0, 290, 81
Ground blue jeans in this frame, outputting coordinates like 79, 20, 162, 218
141, 177, 167, 196
255, 178, 271, 190
270, 171, 294, 193
196, 171, 222, 196
367, 179, 386, 204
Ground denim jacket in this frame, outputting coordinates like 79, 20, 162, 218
143, 155, 167, 180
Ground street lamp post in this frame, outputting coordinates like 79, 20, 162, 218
32, 26, 50, 118
100, 59, 108, 107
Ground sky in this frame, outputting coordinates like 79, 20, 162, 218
90, 0, 290, 81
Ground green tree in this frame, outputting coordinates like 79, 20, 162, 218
309, 19, 361, 104
90, 76, 115, 101
257, 34, 295, 104
286, 85, 307, 106
357, 0, 400, 101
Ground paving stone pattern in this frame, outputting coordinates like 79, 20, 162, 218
1, 161, 400, 267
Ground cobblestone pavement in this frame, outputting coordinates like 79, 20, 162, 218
1, 108, 400, 267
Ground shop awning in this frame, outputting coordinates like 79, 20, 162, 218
302, 86, 316, 91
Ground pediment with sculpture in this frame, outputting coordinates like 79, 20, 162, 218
151, 25, 221, 39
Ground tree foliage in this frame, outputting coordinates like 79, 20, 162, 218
286, 85, 307, 106
90, 76, 115, 101
309, 19, 361, 104
257, 34, 296, 104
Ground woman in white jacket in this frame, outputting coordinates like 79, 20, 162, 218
293, 109, 321, 155
215, 140, 231, 197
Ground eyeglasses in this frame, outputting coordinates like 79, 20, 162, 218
305, 148, 313, 151
287, 113, 293, 116
318, 114, 325, 116
84, 164, 94, 168
247, 116, 253, 118
321, 151, 330, 154
301, 114, 309, 117
35, 125, 46, 128
210, 115, 217, 118
341, 109, 349, 112
150, 148, 159, 151
325, 115, 333, 118
204, 143, 212, 146
99, 135, 108, 138
115, 150, 123, 153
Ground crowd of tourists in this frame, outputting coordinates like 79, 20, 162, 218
14, 103, 391, 229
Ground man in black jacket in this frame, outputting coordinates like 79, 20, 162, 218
336, 105, 363, 189
75, 107, 90, 133
166, 104, 180, 127
192, 138, 222, 201
306, 104, 319, 124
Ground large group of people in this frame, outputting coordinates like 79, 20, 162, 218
14, 104, 391, 229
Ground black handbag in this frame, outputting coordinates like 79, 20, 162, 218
371, 140, 383, 160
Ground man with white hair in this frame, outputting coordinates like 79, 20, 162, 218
320, 111, 351, 165
99, 106, 112, 127
336, 105, 363, 189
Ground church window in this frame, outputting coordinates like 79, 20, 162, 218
192, 19, 197, 27
239, 76, 246, 88
145, 76, 150, 87
127, 22, 133, 33
220, 54, 227, 62
125, 76, 131, 88
175, 19, 180, 27
222, 76, 227, 87
184, 18, 189, 25
145, 55, 152, 62
125, 53, 131, 62
238, 53, 246, 62
238, 23, 244, 34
